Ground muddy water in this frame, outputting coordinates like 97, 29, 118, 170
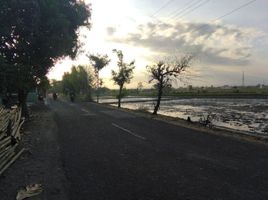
106, 98, 268, 135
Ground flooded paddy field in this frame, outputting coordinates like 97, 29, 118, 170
101, 97, 268, 135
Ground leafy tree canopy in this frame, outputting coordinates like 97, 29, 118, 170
112, 49, 135, 88
62, 65, 93, 97
88, 53, 110, 102
0, 0, 91, 92
88, 54, 110, 73
112, 49, 135, 107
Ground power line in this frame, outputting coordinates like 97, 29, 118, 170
214, 0, 257, 21
150, 0, 258, 38
192, 0, 258, 35
171, 0, 207, 19
180, 0, 259, 70
167, 0, 201, 18
150, 0, 177, 18
173, 0, 211, 20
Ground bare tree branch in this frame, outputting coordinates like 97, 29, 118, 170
147, 54, 193, 115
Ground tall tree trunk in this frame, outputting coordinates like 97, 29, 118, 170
118, 85, 123, 108
18, 89, 29, 118
153, 84, 163, 115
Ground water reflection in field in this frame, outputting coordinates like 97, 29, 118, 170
105, 98, 268, 135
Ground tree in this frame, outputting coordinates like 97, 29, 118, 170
88, 54, 110, 102
137, 82, 143, 95
112, 49, 135, 108
0, 0, 91, 117
147, 55, 193, 115
62, 65, 93, 100
37, 76, 50, 98
50, 79, 62, 94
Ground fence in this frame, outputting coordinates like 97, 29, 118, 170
0, 106, 25, 176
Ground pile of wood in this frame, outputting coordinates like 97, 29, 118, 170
0, 106, 25, 176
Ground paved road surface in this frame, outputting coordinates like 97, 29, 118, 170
50, 100, 268, 200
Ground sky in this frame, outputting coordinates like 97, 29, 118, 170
48, 0, 268, 88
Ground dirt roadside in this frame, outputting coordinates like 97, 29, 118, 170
0, 104, 68, 200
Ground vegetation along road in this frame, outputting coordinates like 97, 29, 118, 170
50, 99, 268, 200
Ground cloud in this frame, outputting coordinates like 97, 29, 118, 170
109, 20, 264, 66
106, 27, 116, 36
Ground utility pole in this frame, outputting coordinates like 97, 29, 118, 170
242, 71, 245, 87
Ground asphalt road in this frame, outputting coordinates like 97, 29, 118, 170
50, 99, 268, 200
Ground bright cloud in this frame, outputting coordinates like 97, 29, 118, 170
48, 0, 268, 87
109, 20, 265, 67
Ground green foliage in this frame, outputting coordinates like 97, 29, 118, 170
111, 49, 135, 107
62, 65, 93, 99
111, 49, 135, 88
75, 86, 268, 98
0, 58, 37, 93
0, 58, 18, 94
37, 76, 50, 97
0, 0, 91, 96
115, 88, 128, 99
137, 82, 143, 94
88, 54, 110, 74
88, 53, 110, 102
37, 76, 50, 90
50, 80, 62, 93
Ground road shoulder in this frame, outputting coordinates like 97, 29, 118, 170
0, 104, 68, 200
85, 102, 268, 145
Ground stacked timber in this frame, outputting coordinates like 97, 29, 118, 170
0, 106, 25, 176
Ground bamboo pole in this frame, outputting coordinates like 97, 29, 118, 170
0, 144, 16, 158
0, 148, 15, 165
0, 150, 15, 170
0, 106, 24, 176
0, 133, 6, 140
14, 119, 25, 141
0, 136, 11, 151
0, 148, 25, 176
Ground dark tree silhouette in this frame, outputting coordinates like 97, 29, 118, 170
0, 0, 91, 117
112, 49, 135, 108
147, 55, 193, 115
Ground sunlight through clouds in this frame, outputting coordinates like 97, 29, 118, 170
48, 0, 268, 87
